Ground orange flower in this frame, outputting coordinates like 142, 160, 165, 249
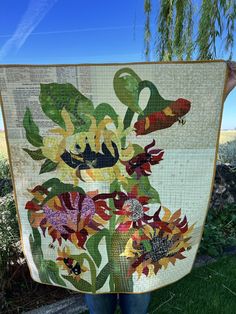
120, 207, 196, 279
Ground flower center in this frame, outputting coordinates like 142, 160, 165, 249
43, 205, 69, 234
148, 236, 173, 262
124, 198, 144, 222
81, 196, 96, 220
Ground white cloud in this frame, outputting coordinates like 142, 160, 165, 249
0, 0, 58, 60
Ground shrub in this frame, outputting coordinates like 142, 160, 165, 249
0, 158, 22, 294
199, 204, 236, 257
0, 157, 11, 179
218, 139, 236, 165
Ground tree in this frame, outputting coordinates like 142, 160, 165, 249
144, 0, 236, 61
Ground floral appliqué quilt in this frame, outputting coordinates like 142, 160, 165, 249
0, 61, 228, 293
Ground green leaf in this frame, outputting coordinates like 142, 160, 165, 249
29, 229, 43, 267
86, 229, 110, 268
94, 103, 119, 127
95, 262, 112, 290
137, 80, 173, 121
23, 148, 46, 160
29, 228, 51, 283
29, 228, 66, 286
113, 68, 143, 114
39, 159, 58, 174
132, 144, 144, 155
43, 260, 67, 287
139, 176, 161, 203
41, 178, 85, 205
39, 83, 94, 131
141, 240, 152, 252
23, 108, 43, 147
122, 176, 161, 204
62, 275, 92, 292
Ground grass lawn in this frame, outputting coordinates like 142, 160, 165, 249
82, 255, 236, 314
147, 255, 236, 314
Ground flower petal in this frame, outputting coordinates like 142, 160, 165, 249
116, 220, 132, 233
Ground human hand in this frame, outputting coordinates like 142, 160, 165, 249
225, 61, 236, 98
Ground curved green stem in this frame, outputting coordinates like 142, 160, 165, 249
121, 108, 135, 148
77, 253, 97, 293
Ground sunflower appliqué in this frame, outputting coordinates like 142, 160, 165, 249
56, 246, 88, 281
121, 140, 164, 179
120, 206, 195, 279
25, 186, 116, 248
42, 111, 134, 184
112, 185, 155, 232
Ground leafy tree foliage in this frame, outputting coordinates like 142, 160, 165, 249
144, 0, 236, 60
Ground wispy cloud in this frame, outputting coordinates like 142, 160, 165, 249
0, 25, 144, 38
0, 0, 58, 61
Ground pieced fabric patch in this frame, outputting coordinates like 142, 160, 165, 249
0, 61, 228, 294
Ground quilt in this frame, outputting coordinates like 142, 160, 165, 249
0, 61, 229, 293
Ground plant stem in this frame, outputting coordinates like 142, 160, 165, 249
78, 253, 97, 293
121, 108, 135, 148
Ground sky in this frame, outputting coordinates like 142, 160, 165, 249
0, 0, 235, 130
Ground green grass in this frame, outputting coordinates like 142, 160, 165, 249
82, 255, 236, 314
147, 255, 236, 313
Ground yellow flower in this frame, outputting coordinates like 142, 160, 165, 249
56, 246, 89, 280
41, 110, 135, 184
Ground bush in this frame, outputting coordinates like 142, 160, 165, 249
0, 193, 21, 268
218, 139, 236, 165
199, 204, 236, 257
0, 158, 22, 294
0, 157, 11, 179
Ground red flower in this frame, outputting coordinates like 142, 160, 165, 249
121, 140, 164, 179
25, 186, 115, 248
134, 98, 191, 135
112, 186, 155, 232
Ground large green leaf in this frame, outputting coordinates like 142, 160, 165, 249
113, 68, 143, 114
94, 103, 119, 127
29, 227, 44, 267
23, 108, 43, 147
23, 148, 46, 160
85, 229, 110, 268
29, 228, 66, 286
39, 83, 94, 131
41, 178, 85, 205
95, 262, 112, 290
62, 275, 92, 292
29, 228, 51, 283
122, 175, 161, 204
39, 159, 58, 174
43, 260, 67, 286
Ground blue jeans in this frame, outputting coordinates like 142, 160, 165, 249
84, 292, 151, 314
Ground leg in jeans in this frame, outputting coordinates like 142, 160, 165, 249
84, 293, 118, 314
119, 292, 151, 314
